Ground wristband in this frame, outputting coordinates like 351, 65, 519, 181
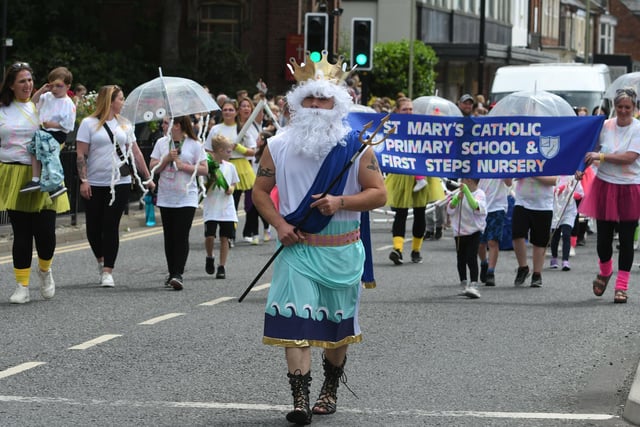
599, 152, 605, 163
234, 143, 248, 154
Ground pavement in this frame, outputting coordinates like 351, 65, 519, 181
2, 203, 640, 425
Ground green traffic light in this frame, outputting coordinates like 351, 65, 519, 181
356, 53, 368, 66
309, 51, 322, 63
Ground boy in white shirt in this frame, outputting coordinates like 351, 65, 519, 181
511, 176, 557, 287
478, 178, 512, 286
20, 66, 76, 198
447, 178, 487, 298
203, 134, 239, 279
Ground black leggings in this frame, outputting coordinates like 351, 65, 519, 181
391, 206, 426, 238
597, 220, 638, 272
160, 206, 196, 276
550, 224, 572, 261
243, 188, 269, 237
456, 231, 481, 282
8, 209, 56, 269
83, 184, 130, 269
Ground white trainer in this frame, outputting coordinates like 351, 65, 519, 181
101, 272, 115, 287
97, 262, 104, 283
9, 285, 30, 304
38, 269, 55, 299
464, 282, 481, 299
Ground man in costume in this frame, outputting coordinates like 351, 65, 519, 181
252, 52, 387, 425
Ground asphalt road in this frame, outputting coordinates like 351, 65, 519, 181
0, 207, 638, 426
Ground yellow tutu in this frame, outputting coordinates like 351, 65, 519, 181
229, 158, 256, 191
0, 163, 70, 213
385, 173, 429, 208
427, 177, 446, 202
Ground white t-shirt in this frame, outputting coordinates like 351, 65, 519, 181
446, 188, 487, 237
37, 92, 76, 133
76, 116, 136, 186
513, 177, 554, 211
202, 160, 240, 222
205, 123, 238, 156
0, 101, 39, 164
552, 175, 583, 228
151, 136, 207, 208
597, 118, 640, 184
268, 133, 362, 222
478, 178, 511, 213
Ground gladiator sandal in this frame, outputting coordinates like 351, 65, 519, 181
286, 370, 312, 425
312, 353, 355, 415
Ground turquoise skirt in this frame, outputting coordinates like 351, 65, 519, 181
263, 220, 364, 349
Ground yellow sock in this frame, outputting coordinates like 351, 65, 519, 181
412, 237, 424, 252
38, 257, 52, 272
14, 267, 30, 287
393, 236, 404, 251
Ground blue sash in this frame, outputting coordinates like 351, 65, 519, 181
283, 130, 376, 286
284, 131, 360, 233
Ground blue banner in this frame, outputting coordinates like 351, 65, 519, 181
347, 112, 605, 178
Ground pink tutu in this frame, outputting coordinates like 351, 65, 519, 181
578, 176, 640, 221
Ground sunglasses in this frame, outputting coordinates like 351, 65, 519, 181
10, 62, 30, 70
616, 88, 637, 98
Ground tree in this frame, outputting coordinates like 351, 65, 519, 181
369, 40, 438, 99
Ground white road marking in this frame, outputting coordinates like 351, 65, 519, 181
0, 394, 618, 421
138, 313, 185, 325
251, 283, 270, 292
199, 296, 235, 306
377, 238, 412, 251
68, 334, 122, 350
0, 362, 46, 379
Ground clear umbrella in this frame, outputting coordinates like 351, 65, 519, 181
604, 71, 640, 101
412, 95, 462, 117
488, 90, 576, 117
121, 73, 219, 124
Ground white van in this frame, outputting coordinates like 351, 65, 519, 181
490, 63, 611, 112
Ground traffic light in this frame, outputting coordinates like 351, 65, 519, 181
304, 13, 328, 63
351, 18, 374, 71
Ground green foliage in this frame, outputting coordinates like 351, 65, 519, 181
12, 35, 155, 93
370, 40, 438, 98
191, 39, 257, 96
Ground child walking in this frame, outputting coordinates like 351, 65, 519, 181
20, 66, 76, 198
447, 178, 487, 299
203, 134, 239, 279
550, 175, 584, 271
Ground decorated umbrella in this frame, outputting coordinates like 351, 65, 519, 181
122, 69, 221, 195
121, 72, 219, 124
604, 71, 640, 102
412, 95, 462, 117
349, 103, 376, 113
488, 90, 576, 117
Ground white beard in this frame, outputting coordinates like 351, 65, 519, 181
287, 108, 349, 161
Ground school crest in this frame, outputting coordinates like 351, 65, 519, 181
539, 136, 560, 159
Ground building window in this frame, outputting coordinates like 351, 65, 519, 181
198, 1, 242, 46
541, 0, 559, 40
599, 21, 615, 54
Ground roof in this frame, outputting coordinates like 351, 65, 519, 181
620, 0, 640, 14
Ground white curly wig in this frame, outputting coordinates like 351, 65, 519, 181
285, 79, 354, 119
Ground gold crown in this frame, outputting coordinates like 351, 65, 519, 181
287, 50, 351, 83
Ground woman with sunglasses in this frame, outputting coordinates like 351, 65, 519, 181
0, 62, 70, 303
579, 87, 640, 303
76, 85, 154, 288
